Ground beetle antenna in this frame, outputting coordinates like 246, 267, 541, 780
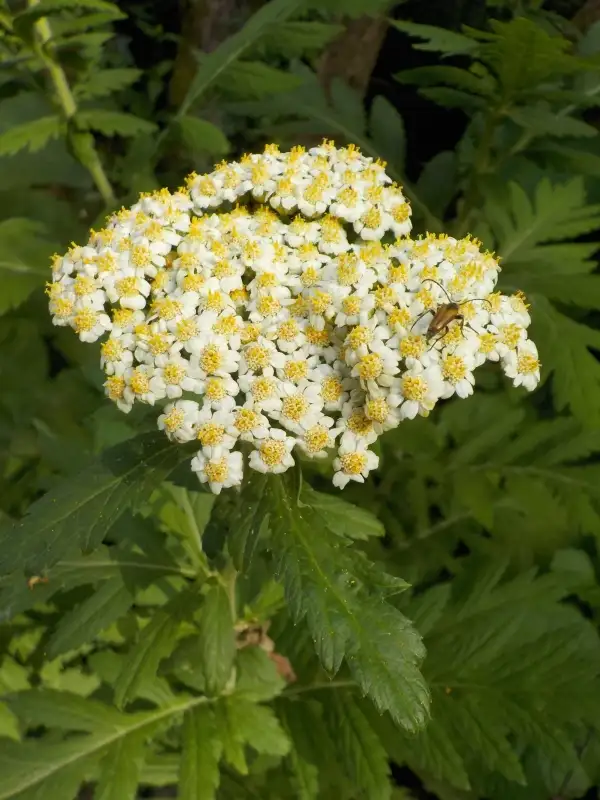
421, 278, 452, 303
458, 297, 492, 310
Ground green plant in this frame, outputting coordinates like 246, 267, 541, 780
1, 1, 600, 798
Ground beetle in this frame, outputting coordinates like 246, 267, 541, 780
412, 278, 491, 348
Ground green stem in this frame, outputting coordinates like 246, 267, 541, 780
28, 0, 115, 206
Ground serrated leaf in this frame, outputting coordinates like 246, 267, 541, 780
268, 471, 429, 732
302, 485, 384, 540
509, 106, 597, 138
48, 577, 133, 658
0, 116, 62, 157
395, 65, 493, 95
178, 116, 230, 156
225, 698, 290, 757
94, 731, 146, 800
199, 583, 235, 695
78, 110, 156, 137
6, 690, 128, 733
178, 0, 304, 116
15, 0, 120, 23
390, 21, 477, 56
420, 87, 487, 112
114, 596, 189, 708
265, 21, 343, 55
0, 218, 59, 315
74, 68, 141, 100
0, 433, 192, 578
369, 95, 406, 172
180, 706, 222, 800
234, 647, 286, 702
324, 693, 391, 800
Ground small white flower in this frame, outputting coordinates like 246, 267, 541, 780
332, 443, 379, 489
158, 399, 200, 442
249, 429, 296, 474
503, 338, 541, 392
191, 447, 244, 493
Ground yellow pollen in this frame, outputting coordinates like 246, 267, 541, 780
303, 425, 330, 454
284, 360, 308, 382
101, 338, 123, 360
501, 324, 522, 349
112, 308, 134, 327
277, 320, 299, 340
53, 298, 73, 318
241, 323, 260, 343
301, 267, 320, 287
198, 178, 216, 196
392, 203, 410, 223
152, 271, 168, 292
361, 208, 382, 229
478, 332, 497, 353
251, 377, 275, 401
182, 273, 205, 292
306, 326, 330, 346
388, 307, 411, 329
338, 187, 358, 206
97, 253, 117, 273
416, 288, 435, 309
130, 369, 150, 394
214, 260, 235, 279
400, 335, 425, 359
347, 409, 373, 436
260, 439, 287, 467
322, 376, 343, 403
365, 397, 389, 424
517, 353, 540, 374
340, 452, 367, 475
204, 458, 229, 484
290, 297, 308, 317
146, 333, 168, 355
389, 263, 408, 284
163, 407, 185, 432
309, 291, 332, 315
347, 325, 372, 349
164, 363, 186, 384
357, 353, 383, 380
105, 376, 125, 400
245, 344, 270, 371
214, 315, 240, 337
243, 241, 261, 261
156, 298, 183, 320
74, 275, 95, 296
282, 394, 309, 422
234, 408, 258, 433
342, 296, 361, 315
442, 355, 467, 383
401, 375, 427, 401
179, 252, 200, 271
200, 345, 222, 374
230, 288, 249, 305
205, 378, 226, 401
131, 244, 151, 268
176, 319, 197, 342
116, 276, 138, 297
145, 221, 163, 240
257, 295, 281, 317
205, 291, 226, 313
374, 286, 396, 308
73, 308, 97, 332
197, 422, 225, 447
257, 272, 277, 289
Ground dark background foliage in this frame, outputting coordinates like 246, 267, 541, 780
1, 0, 600, 798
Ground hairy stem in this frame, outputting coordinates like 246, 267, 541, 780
28, 0, 115, 206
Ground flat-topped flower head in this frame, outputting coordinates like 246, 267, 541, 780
48, 143, 538, 492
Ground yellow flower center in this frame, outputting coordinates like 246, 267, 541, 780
73, 308, 97, 332
401, 375, 427, 401
388, 307, 411, 329
392, 203, 410, 223
342, 296, 361, 316
301, 267, 320, 288
234, 408, 258, 433
245, 344, 270, 371
257, 295, 281, 317
105, 376, 125, 400
277, 320, 299, 340
346, 325, 372, 349
175, 319, 197, 342
442, 355, 467, 383
303, 424, 330, 454
200, 345, 222, 374
74, 275, 95, 296
251, 377, 276, 401
361, 208, 381, 229
400, 335, 425, 359
356, 353, 383, 380
163, 407, 185, 432
164, 363, 186, 384
321, 376, 343, 403
284, 360, 308, 382
155, 298, 182, 320
347, 410, 373, 436
101, 338, 123, 361
205, 290, 226, 313
340, 452, 367, 475
281, 394, 309, 422
260, 439, 287, 467
205, 378, 226, 401
116, 276, 138, 297
257, 272, 277, 289
306, 326, 330, 346
501, 324, 522, 350
130, 369, 150, 394
204, 458, 229, 484
214, 314, 240, 337
54, 298, 73, 318
241, 323, 260, 343
365, 397, 389, 424
197, 422, 225, 447
517, 354, 540, 374
374, 286, 395, 308
131, 244, 151, 268
112, 308, 134, 327
182, 273, 205, 292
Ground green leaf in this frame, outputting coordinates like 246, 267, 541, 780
178, 116, 230, 156
222, 61, 303, 97
415, 151, 457, 219
6, 690, 128, 733
0, 703, 20, 742
78, 110, 156, 137
509, 106, 598, 138
369, 95, 406, 172
324, 693, 391, 800
268, 471, 429, 732
225, 698, 290, 757
0, 116, 62, 157
395, 65, 493, 95
180, 706, 222, 800
15, 0, 120, 24
302, 485, 384, 540
94, 731, 146, 800
178, 0, 305, 117
47, 577, 134, 658
114, 599, 185, 709
0, 218, 59, 315
199, 583, 236, 695
226, 471, 271, 570
265, 21, 343, 55
389, 20, 477, 56
234, 647, 286, 702
74, 68, 141, 100
0, 433, 191, 578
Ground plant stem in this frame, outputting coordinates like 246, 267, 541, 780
28, 0, 115, 206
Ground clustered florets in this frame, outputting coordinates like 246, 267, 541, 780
47, 141, 540, 493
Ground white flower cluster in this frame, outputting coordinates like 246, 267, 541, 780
47, 141, 540, 493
